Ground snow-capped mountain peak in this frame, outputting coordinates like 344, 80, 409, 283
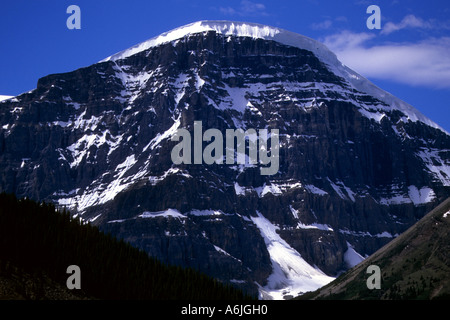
102, 20, 303, 61
102, 20, 341, 74
0, 95, 14, 102
101, 20, 446, 133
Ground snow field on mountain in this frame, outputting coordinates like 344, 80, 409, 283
101, 20, 446, 133
343, 242, 365, 268
0, 95, 14, 102
251, 211, 335, 299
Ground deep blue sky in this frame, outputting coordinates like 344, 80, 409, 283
1, 0, 449, 131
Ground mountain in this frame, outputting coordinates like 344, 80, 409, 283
297, 196, 450, 300
0, 20, 449, 299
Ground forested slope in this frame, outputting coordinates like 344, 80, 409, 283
0, 193, 250, 300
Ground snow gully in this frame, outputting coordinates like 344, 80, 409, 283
171, 121, 279, 175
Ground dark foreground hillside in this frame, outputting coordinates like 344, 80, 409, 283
297, 197, 450, 300
0, 193, 251, 300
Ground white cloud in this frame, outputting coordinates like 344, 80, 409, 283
381, 14, 433, 35
219, 7, 237, 15
323, 31, 375, 49
219, 0, 268, 17
310, 16, 348, 31
323, 31, 450, 89
240, 0, 266, 14
311, 19, 333, 30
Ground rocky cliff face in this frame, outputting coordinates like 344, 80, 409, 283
1, 21, 449, 299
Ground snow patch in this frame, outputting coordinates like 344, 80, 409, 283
143, 114, 181, 152
255, 184, 282, 197
213, 246, 242, 263
189, 209, 224, 216
416, 148, 450, 186
289, 206, 333, 231
171, 73, 189, 105
139, 208, 186, 219
251, 211, 334, 300
235, 182, 300, 197
339, 229, 396, 238
304, 184, 328, 196
148, 167, 192, 185
344, 242, 365, 268
216, 83, 249, 113
0, 95, 14, 102
234, 182, 247, 196
328, 178, 355, 201
66, 130, 123, 168
407, 185, 436, 206
297, 222, 333, 232
379, 185, 436, 206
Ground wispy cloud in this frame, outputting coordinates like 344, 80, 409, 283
323, 31, 450, 89
381, 14, 433, 35
219, 0, 268, 17
219, 6, 237, 16
311, 19, 333, 30
240, 0, 266, 15
310, 16, 348, 31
